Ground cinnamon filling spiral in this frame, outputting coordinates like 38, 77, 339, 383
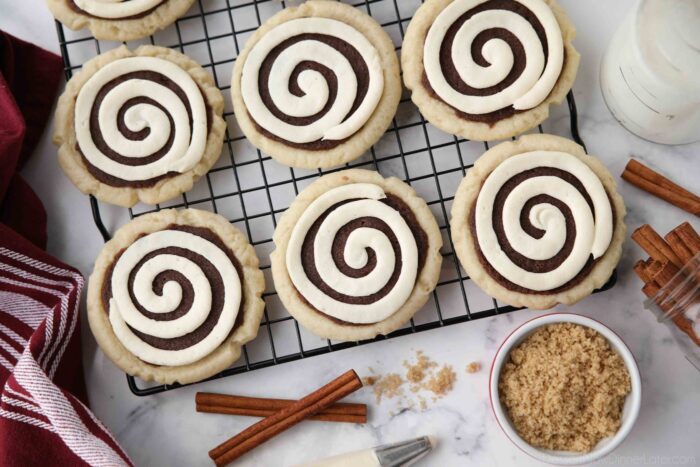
286, 184, 428, 324
103, 226, 244, 366
75, 56, 209, 187
471, 151, 614, 293
241, 17, 384, 150
422, 0, 564, 123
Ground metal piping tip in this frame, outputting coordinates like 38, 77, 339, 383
375, 436, 435, 467
427, 436, 437, 449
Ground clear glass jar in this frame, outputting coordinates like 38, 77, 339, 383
600, 0, 700, 145
644, 253, 700, 370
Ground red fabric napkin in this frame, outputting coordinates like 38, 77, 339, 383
0, 31, 61, 249
0, 31, 132, 466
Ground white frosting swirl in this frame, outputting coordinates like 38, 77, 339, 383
73, 0, 163, 19
241, 17, 384, 144
474, 151, 613, 291
286, 184, 418, 324
424, 0, 564, 114
75, 56, 208, 182
109, 229, 241, 366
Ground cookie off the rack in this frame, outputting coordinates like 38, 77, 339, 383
46, 0, 195, 41
450, 134, 626, 309
230, 0, 401, 169
271, 169, 443, 341
401, 0, 580, 141
87, 209, 265, 385
53, 45, 226, 207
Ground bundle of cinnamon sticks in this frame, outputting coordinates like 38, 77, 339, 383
632, 222, 700, 345
200, 370, 365, 466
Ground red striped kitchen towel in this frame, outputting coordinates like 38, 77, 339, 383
0, 226, 132, 466
0, 31, 132, 466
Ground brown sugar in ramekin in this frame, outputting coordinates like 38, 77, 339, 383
498, 322, 631, 452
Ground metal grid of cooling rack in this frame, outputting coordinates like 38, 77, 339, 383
54, 0, 614, 396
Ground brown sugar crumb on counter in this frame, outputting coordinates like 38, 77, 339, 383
367, 373, 404, 404
498, 323, 631, 453
403, 350, 455, 398
403, 350, 436, 384
361, 376, 377, 386
466, 362, 481, 374
365, 351, 458, 408
424, 365, 456, 398
418, 396, 427, 411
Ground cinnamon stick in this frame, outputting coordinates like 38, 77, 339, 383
650, 261, 680, 289
671, 222, 700, 255
672, 315, 700, 347
641, 281, 661, 298
646, 259, 664, 275
665, 231, 694, 266
209, 370, 363, 466
196, 393, 367, 423
666, 223, 700, 285
631, 225, 683, 268
199, 406, 365, 423
633, 259, 653, 283
621, 159, 700, 216
641, 280, 692, 341
625, 159, 699, 199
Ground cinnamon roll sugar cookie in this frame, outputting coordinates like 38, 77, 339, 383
231, 0, 401, 169
46, 0, 195, 41
271, 170, 443, 341
451, 134, 626, 309
87, 209, 265, 384
54, 45, 225, 207
402, 0, 580, 140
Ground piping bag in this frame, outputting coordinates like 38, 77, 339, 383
295, 436, 435, 467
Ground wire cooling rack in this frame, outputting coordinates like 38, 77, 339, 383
55, 0, 615, 396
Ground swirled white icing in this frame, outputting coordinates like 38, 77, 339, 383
75, 56, 208, 181
474, 151, 613, 291
286, 184, 418, 324
241, 18, 384, 143
424, 0, 564, 114
109, 229, 241, 366
73, 0, 163, 20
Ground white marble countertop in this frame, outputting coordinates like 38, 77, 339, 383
2, 0, 699, 465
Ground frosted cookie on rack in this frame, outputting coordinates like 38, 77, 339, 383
231, 0, 401, 169
450, 134, 626, 309
53, 45, 226, 207
271, 169, 443, 341
46, 0, 195, 41
88, 209, 265, 385
402, 0, 580, 141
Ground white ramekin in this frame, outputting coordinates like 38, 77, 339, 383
489, 313, 642, 465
